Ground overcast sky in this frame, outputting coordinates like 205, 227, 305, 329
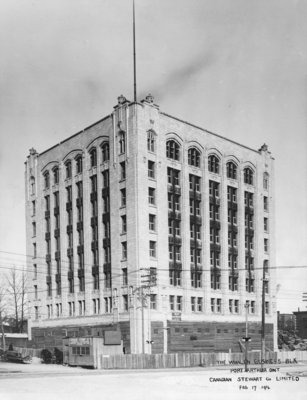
0, 0, 306, 313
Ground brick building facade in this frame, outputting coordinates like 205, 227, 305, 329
25, 94, 276, 353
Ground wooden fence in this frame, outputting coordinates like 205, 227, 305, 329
8, 348, 307, 370
96, 350, 307, 370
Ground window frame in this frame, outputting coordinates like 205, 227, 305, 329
89, 148, 97, 168
208, 155, 220, 174
101, 142, 110, 162
166, 139, 180, 161
188, 147, 201, 167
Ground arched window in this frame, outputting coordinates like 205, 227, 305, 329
208, 155, 219, 174
147, 130, 155, 152
53, 167, 59, 184
188, 148, 201, 167
101, 142, 109, 162
263, 172, 269, 190
65, 161, 72, 179
44, 171, 50, 189
244, 167, 254, 185
166, 140, 180, 161
226, 162, 237, 180
76, 155, 83, 174
30, 176, 35, 195
89, 148, 97, 168
119, 131, 126, 154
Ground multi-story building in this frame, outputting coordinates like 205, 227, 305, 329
25, 94, 276, 353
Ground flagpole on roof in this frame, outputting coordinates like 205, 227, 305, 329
133, 0, 137, 103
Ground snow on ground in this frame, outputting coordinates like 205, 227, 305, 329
0, 361, 306, 400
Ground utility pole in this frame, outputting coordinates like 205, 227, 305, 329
139, 268, 157, 354
244, 301, 250, 372
261, 264, 266, 371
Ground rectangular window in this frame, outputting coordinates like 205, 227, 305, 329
264, 259, 269, 274
173, 170, 180, 186
150, 294, 157, 310
104, 297, 112, 313
227, 187, 231, 202
249, 216, 254, 229
209, 204, 214, 220
102, 195, 109, 213
197, 297, 202, 312
32, 200, 36, 216
122, 242, 127, 260
228, 209, 231, 224
189, 175, 201, 192
264, 217, 268, 232
121, 215, 127, 234
148, 187, 155, 205
102, 170, 109, 188
233, 233, 237, 247
264, 238, 269, 253
191, 297, 196, 312
54, 191, 59, 208
229, 299, 233, 313
78, 300, 83, 316
104, 222, 110, 238
32, 222, 36, 237
216, 298, 221, 313
195, 201, 200, 216
233, 211, 237, 225
211, 298, 215, 312
148, 160, 155, 179
196, 249, 201, 264
120, 188, 126, 207
169, 295, 175, 311
169, 221, 173, 236
190, 248, 195, 263
233, 190, 237, 203
149, 214, 156, 231
122, 268, 128, 286
33, 243, 37, 258
176, 296, 182, 311
249, 193, 253, 207
120, 162, 126, 180
168, 244, 173, 260
76, 181, 83, 199
250, 301, 255, 314
45, 195, 50, 211
174, 220, 180, 236
234, 300, 239, 313
93, 299, 100, 314
149, 241, 156, 258
195, 225, 201, 240
215, 232, 220, 245
168, 193, 173, 210
264, 196, 268, 211
34, 264, 37, 279
189, 198, 194, 214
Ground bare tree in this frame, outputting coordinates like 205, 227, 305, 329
6, 266, 28, 333
0, 279, 8, 348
